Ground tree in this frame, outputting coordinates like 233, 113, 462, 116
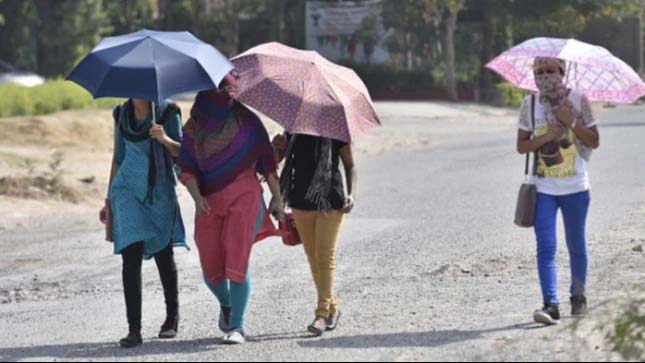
190, 0, 267, 57
507, 0, 642, 42
438, 0, 465, 101
471, 0, 513, 102
382, 0, 439, 70
105, 0, 155, 34
355, 15, 380, 63
33, 0, 109, 77
0, 0, 37, 71
382, 0, 464, 100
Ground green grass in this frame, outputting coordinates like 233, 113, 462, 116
0, 80, 122, 118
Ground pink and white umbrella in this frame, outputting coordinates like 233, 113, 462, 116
231, 42, 380, 143
486, 37, 645, 104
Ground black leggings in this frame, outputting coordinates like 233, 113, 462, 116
121, 242, 178, 332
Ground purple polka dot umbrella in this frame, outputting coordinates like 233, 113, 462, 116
486, 37, 645, 104
231, 42, 381, 143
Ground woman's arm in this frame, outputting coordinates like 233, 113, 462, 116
183, 177, 211, 216
151, 124, 182, 157
339, 144, 356, 213
571, 124, 599, 149
517, 126, 563, 154
555, 102, 600, 149
272, 134, 288, 163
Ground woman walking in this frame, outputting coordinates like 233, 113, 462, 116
274, 132, 356, 336
100, 98, 187, 348
178, 75, 285, 345
516, 57, 600, 325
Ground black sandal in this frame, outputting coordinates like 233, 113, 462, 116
307, 317, 326, 337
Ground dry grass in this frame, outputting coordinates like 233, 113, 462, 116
0, 175, 85, 203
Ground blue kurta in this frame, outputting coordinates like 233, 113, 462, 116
109, 102, 187, 259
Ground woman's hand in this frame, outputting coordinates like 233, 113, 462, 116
150, 124, 169, 143
545, 124, 564, 142
555, 105, 575, 127
99, 199, 110, 224
194, 194, 211, 216
342, 195, 355, 214
269, 196, 286, 222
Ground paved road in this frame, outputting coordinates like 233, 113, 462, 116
1, 103, 644, 361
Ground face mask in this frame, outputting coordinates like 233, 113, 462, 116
535, 72, 565, 98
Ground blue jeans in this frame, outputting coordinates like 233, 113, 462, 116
534, 191, 590, 306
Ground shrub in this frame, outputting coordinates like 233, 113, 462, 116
496, 82, 529, 107
0, 80, 121, 117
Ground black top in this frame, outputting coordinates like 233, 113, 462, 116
286, 134, 348, 211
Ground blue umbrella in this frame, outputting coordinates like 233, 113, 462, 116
67, 29, 233, 105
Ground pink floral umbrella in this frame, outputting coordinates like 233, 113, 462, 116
486, 37, 645, 104
231, 42, 381, 143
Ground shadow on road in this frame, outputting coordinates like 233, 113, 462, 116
248, 331, 313, 343
601, 122, 645, 128
0, 323, 549, 359
0, 337, 219, 361
297, 323, 545, 349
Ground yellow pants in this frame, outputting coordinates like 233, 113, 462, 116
292, 209, 345, 319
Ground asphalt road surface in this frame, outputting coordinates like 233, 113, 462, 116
1, 103, 644, 361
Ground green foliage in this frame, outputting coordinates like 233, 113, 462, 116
608, 298, 645, 361
105, 0, 155, 34
33, 0, 110, 77
496, 82, 528, 107
0, 80, 121, 118
0, 0, 38, 71
508, 0, 642, 41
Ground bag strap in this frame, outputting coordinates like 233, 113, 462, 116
524, 95, 536, 177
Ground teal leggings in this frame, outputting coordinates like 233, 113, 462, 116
204, 272, 251, 330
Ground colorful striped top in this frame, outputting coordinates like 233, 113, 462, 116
178, 90, 277, 196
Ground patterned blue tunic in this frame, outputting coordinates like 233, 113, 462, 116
109, 102, 187, 259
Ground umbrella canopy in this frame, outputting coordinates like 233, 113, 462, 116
67, 29, 234, 103
231, 42, 380, 143
486, 37, 645, 104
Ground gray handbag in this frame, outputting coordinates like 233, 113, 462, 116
514, 95, 537, 228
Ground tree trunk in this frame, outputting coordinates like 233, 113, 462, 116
405, 32, 412, 70
479, 0, 498, 103
442, 11, 459, 101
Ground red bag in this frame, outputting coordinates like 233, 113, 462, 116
279, 213, 301, 246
